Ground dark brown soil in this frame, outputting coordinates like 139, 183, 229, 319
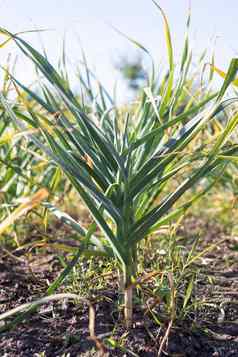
1, 216, 238, 357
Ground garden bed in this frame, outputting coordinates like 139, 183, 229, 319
1, 216, 238, 357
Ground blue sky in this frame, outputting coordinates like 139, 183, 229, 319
1, 0, 237, 94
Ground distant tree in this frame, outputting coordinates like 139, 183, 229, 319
115, 54, 147, 91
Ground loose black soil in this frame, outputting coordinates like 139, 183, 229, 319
1, 216, 238, 356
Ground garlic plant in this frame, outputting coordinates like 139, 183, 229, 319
1, 4, 238, 327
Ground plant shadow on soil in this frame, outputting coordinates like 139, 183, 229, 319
1, 215, 238, 357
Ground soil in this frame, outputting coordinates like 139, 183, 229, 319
1, 216, 238, 357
